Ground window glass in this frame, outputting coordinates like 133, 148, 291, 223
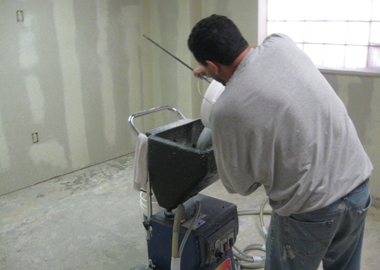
345, 46, 368, 68
369, 47, 380, 67
304, 22, 325, 44
346, 0, 372, 21
267, 0, 380, 71
324, 22, 347, 44
267, 22, 287, 36
285, 22, 304, 43
300, 1, 325, 20
267, 0, 288, 20
323, 45, 345, 67
304, 44, 323, 65
371, 22, 380, 44
346, 22, 370, 45
373, 0, 380, 20
325, 0, 347, 20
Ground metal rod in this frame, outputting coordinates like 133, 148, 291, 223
143, 35, 210, 83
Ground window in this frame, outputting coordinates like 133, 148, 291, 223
267, 0, 380, 72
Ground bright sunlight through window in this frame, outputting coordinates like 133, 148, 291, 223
267, 0, 380, 71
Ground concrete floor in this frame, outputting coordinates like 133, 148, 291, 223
1, 154, 379, 270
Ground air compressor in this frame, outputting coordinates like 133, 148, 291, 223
129, 104, 238, 270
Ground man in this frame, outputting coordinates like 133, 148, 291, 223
188, 14, 373, 270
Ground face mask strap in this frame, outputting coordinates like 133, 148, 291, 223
197, 79, 214, 105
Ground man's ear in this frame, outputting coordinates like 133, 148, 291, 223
205, 60, 220, 74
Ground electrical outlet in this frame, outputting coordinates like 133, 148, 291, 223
16, 10, 24, 23
32, 133, 38, 143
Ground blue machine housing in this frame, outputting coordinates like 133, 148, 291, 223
143, 118, 238, 269
147, 194, 238, 270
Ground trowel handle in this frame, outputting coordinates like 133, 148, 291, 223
128, 105, 186, 135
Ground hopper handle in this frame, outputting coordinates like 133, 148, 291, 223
128, 105, 186, 135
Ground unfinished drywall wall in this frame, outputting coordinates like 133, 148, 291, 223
136, 0, 194, 129
323, 72, 380, 203
0, 0, 146, 195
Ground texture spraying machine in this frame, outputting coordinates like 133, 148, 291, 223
129, 105, 239, 270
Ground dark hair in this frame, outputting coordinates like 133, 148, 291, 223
188, 14, 248, 66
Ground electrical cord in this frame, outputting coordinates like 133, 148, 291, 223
197, 79, 214, 105
259, 197, 270, 238
171, 203, 186, 270
234, 197, 270, 269
178, 200, 201, 258
172, 204, 185, 259
171, 200, 203, 270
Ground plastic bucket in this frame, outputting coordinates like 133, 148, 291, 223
140, 191, 164, 222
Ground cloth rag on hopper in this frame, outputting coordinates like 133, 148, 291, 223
133, 133, 148, 191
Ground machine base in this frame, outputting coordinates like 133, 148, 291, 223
147, 194, 238, 270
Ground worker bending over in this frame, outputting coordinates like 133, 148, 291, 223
188, 14, 373, 270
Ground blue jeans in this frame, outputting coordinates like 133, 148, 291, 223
265, 180, 371, 270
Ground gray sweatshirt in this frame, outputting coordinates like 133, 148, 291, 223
211, 33, 373, 216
